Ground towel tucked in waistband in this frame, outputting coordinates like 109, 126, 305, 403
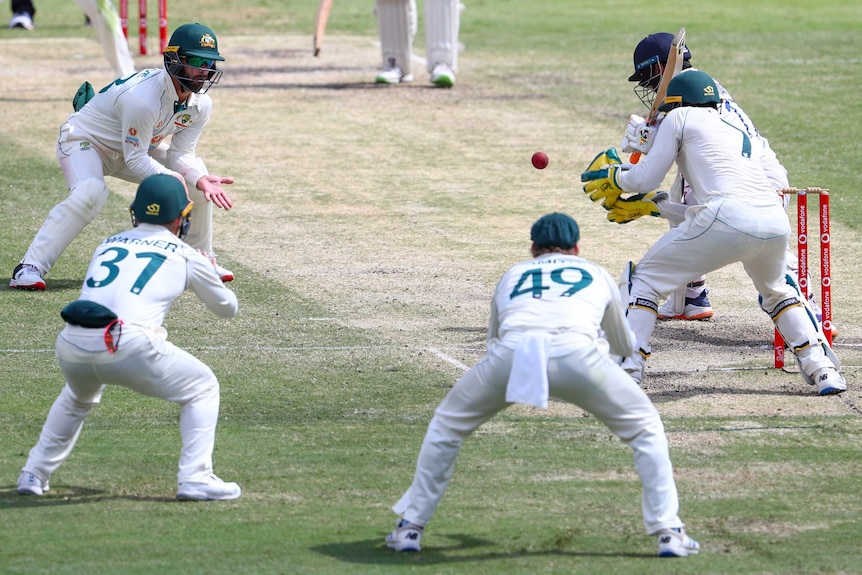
505, 332, 551, 409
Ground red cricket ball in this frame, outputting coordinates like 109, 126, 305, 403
531, 151, 549, 170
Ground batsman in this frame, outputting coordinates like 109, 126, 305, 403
580, 71, 846, 396
10, 22, 235, 290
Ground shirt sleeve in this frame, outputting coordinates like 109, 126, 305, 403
486, 283, 501, 344
186, 248, 238, 318
619, 109, 683, 194
599, 270, 636, 358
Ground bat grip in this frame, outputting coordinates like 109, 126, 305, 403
630, 152, 642, 164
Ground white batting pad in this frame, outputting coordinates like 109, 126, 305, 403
376, 0, 415, 74
424, 0, 460, 73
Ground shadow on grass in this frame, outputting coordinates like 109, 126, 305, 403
0, 486, 176, 507
646, 385, 816, 402
311, 535, 654, 565
4, 279, 83, 293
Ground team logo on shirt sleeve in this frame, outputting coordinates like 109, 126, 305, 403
125, 128, 141, 147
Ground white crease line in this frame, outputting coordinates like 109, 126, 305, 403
425, 347, 470, 371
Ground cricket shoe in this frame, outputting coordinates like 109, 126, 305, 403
657, 527, 700, 557
177, 474, 242, 501
430, 63, 455, 88
9, 12, 35, 30
657, 289, 713, 321
376, 67, 413, 84
386, 518, 423, 552
215, 263, 234, 283
812, 368, 847, 396
17, 471, 50, 496
206, 254, 234, 282
10, 264, 46, 290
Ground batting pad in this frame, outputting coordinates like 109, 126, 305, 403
424, 0, 460, 73
376, 0, 414, 74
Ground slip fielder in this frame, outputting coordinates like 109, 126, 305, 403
10, 22, 235, 291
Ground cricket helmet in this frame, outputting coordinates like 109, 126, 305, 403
164, 23, 224, 94
660, 70, 720, 112
628, 32, 692, 110
130, 174, 193, 239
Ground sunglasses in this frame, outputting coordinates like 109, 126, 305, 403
185, 56, 216, 68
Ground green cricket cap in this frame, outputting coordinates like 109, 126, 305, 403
530, 212, 580, 249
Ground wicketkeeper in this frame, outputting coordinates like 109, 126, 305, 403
582, 71, 846, 396
621, 33, 808, 323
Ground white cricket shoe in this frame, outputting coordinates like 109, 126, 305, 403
215, 263, 234, 283
430, 63, 455, 88
813, 368, 847, 396
17, 471, 50, 496
205, 253, 234, 282
376, 67, 413, 84
657, 289, 713, 320
386, 518, 423, 552
10, 263, 46, 290
9, 12, 35, 30
657, 527, 700, 557
177, 474, 242, 501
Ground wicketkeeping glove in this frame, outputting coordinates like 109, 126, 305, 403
581, 148, 625, 206
607, 191, 668, 224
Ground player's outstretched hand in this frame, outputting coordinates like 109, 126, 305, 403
197, 175, 235, 210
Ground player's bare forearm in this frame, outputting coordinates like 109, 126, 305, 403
196, 175, 235, 210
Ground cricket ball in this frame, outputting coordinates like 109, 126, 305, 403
531, 151, 549, 170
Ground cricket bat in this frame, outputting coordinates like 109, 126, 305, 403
313, 0, 334, 57
631, 27, 686, 163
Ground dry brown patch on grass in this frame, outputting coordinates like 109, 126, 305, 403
5, 33, 860, 420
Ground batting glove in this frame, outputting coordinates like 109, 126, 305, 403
620, 114, 655, 155
607, 191, 668, 224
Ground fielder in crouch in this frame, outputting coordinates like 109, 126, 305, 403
374, 0, 461, 87
386, 212, 700, 558
10, 22, 235, 291
17, 174, 241, 501
581, 71, 846, 396
621, 32, 825, 330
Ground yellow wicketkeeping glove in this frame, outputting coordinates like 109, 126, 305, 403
607, 191, 668, 224
581, 148, 625, 206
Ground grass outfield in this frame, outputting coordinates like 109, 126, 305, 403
1, 1, 861, 573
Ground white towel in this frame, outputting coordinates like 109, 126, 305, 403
505, 333, 551, 409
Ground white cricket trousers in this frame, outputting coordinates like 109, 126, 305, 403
22, 325, 222, 485
392, 340, 684, 535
